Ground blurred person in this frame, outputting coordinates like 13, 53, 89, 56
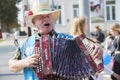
94, 4, 101, 13
93, 25, 105, 44
9, 2, 104, 80
110, 23, 120, 80
13, 28, 19, 46
70, 16, 103, 80
90, 1, 95, 11
70, 16, 120, 80
104, 30, 115, 56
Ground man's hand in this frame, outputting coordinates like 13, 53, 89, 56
9, 53, 40, 72
22, 54, 40, 67
91, 43, 103, 59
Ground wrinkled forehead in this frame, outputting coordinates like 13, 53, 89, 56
34, 13, 52, 19
32, 14, 53, 24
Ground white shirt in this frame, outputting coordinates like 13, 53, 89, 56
14, 31, 19, 39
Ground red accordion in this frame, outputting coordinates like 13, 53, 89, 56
34, 34, 104, 79
75, 34, 104, 73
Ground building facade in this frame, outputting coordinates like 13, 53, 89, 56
22, 0, 120, 34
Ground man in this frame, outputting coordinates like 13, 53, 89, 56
9, 2, 103, 80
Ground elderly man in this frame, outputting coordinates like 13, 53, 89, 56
9, 2, 103, 80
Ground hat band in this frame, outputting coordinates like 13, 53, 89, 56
36, 9, 50, 13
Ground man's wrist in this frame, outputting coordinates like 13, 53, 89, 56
19, 60, 25, 69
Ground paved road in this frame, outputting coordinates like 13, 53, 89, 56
0, 37, 25, 80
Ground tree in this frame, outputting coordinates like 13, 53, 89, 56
0, 0, 21, 32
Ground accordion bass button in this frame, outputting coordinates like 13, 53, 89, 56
37, 67, 38, 69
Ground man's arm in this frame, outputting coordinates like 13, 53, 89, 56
9, 54, 39, 72
9, 59, 25, 72
8, 47, 23, 72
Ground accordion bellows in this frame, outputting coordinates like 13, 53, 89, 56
34, 34, 104, 79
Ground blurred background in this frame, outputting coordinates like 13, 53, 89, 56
0, 0, 120, 38
0, 0, 119, 80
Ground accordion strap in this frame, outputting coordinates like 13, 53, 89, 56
86, 37, 97, 43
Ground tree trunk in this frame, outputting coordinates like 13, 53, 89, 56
6, 23, 10, 32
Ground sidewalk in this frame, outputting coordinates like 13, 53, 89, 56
0, 35, 27, 46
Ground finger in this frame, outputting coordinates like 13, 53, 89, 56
93, 46, 99, 55
97, 48, 103, 59
31, 57, 39, 62
29, 60, 38, 67
93, 48, 102, 59
30, 64, 38, 68
31, 54, 40, 58
90, 44, 95, 51
31, 54, 38, 57
31, 60, 39, 65
93, 45, 103, 59
91, 43, 99, 49
34, 53, 40, 57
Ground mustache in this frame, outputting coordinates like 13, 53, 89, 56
41, 21, 50, 26
36, 21, 52, 29
37, 23, 50, 29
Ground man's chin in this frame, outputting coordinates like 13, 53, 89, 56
39, 30, 50, 35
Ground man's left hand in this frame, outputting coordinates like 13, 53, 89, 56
91, 43, 103, 59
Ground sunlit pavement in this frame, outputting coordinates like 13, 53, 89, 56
0, 36, 26, 80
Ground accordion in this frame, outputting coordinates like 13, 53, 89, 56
34, 34, 104, 79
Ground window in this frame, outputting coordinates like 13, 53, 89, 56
55, 5, 62, 24
106, 0, 116, 21
73, 5, 79, 18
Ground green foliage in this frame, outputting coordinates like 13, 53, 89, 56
0, 0, 21, 32
0, 40, 4, 43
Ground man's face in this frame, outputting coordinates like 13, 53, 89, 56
33, 14, 54, 35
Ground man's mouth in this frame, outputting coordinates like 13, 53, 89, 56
44, 23, 50, 26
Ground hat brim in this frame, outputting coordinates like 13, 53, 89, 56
26, 10, 60, 27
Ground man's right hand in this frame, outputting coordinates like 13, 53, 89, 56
22, 54, 40, 68
9, 54, 40, 72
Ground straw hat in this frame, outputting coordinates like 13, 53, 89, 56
26, 3, 60, 27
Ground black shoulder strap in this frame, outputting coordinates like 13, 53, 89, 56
12, 38, 28, 60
